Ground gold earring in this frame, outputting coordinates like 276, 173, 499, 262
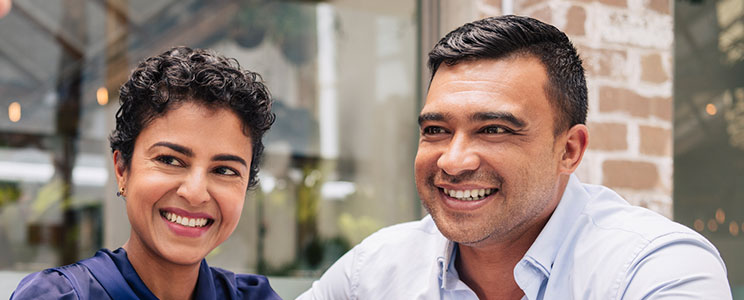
116, 187, 125, 197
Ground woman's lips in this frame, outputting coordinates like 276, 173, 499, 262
159, 208, 214, 238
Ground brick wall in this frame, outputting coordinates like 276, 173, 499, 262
469, 0, 674, 217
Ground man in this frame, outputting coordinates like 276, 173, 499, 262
299, 15, 731, 299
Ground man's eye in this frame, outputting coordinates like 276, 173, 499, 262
157, 155, 183, 167
214, 167, 239, 176
422, 126, 447, 135
482, 126, 510, 134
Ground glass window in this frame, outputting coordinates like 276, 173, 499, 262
0, 0, 419, 297
674, 0, 744, 296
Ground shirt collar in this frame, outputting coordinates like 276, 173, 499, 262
520, 174, 590, 277
111, 248, 217, 299
438, 238, 456, 289
109, 248, 159, 299
194, 258, 217, 300
439, 240, 479, 293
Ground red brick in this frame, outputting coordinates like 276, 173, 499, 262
577, 47, 627, 78
599, 86, 671, 121
576, 0, 627, 7
565, 6, 586, 36
640, 125, 671, 156
479, 0, 501, 17
603, 160, 659, 189
588, 122, 627, 151
518, 0, 547, 10
483, 0, 502, 7
641, 53, 669, 84
652, 97, 672, 121
648, 0, 670, 14
599, 0, 627, 7
530, 6, 552, 24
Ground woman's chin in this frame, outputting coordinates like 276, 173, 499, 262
158, 246, 210, 266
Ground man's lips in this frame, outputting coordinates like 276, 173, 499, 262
441, 187, 498, 201
436, 180, 501, 200
435, 185, 500, 211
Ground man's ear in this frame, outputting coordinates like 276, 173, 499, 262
113, 150, 128, 187
559, 124, 589, 174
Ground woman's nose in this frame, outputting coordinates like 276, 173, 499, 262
176, 170, 210, 205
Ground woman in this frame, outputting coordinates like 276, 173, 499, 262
12, 47, 281, 299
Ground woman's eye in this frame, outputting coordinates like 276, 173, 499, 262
422, 126, 447, 135
157, 155, 183, 167
214, 167, 239, 176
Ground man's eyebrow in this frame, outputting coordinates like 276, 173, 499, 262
418, 113, 446, 126
151, 142, 193, 156
472, 112, 526, 128
212, 154, 248, 167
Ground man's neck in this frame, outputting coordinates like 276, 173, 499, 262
455, 215, 550, 300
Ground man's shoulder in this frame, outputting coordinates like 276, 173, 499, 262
579, 182, 703, 243
356, 215, 446, 252
297, 216, 448, 299
349, 216, 448, 278
546, 181, 730, 298
569, 185, 719, 267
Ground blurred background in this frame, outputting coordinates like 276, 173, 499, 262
0, 0, 741, 298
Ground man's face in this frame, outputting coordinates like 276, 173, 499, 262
415, 55, 567, 247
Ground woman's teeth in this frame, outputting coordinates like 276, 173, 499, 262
162, 211, 210, 228
443, 188, 496, 201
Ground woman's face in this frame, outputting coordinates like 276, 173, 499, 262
114, 102, 253, 265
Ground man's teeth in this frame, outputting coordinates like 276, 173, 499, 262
443, 188, 495, 201
162, 211, 209, 228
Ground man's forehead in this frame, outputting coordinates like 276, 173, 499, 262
422, 56, 553, 130
428, 60, 548, 101
433, 55, 544, 80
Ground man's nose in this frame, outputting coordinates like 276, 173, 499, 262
176, 170, 210, 205
436, 134, 480, 176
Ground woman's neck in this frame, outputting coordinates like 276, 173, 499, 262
123, 235, 202, 300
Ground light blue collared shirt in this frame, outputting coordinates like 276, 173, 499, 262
298, 175, 731, 299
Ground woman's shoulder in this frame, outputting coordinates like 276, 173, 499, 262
12, 267, 79, 299
11, 262, 108, 300
209, 267, 282, 300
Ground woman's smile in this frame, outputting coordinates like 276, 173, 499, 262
158, 207, 216, 238
160, 210, 213, 228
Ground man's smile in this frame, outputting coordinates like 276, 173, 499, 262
441, 187, 497, 201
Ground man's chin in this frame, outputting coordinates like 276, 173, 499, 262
442, 230, 493, 247
430, 213, 492, 245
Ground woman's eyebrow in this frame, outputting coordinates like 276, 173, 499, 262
150, 142, 247, 166
212, 154, 247, 167
151, 142, 193, 156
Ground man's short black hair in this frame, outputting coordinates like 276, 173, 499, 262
428, 15, 587, 135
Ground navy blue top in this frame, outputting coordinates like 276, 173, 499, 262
11, 248, 281, 300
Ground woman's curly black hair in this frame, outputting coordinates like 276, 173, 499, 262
109, 46, 275, 189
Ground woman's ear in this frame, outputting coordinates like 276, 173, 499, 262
559, 124, 589, 174
113, 150, 128, 187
